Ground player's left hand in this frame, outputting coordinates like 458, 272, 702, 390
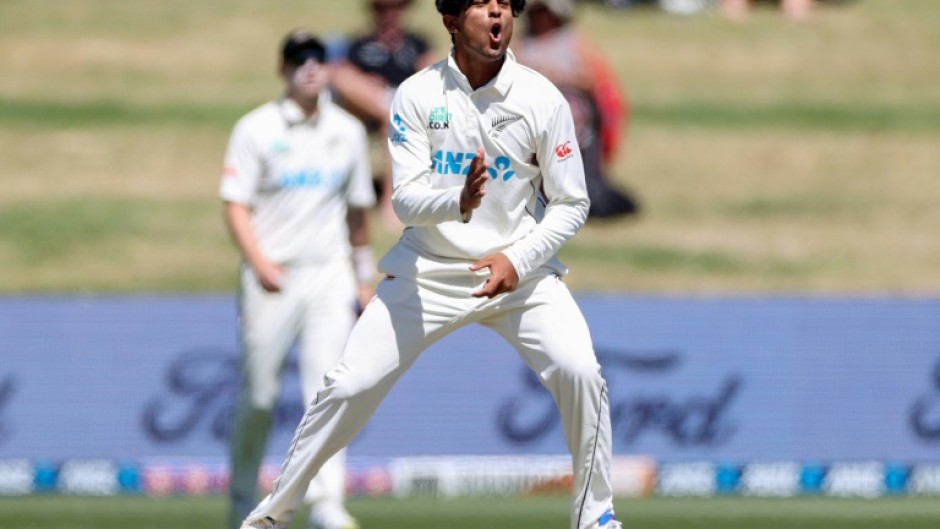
470, 252, 518, 298
355, 284, 374, 316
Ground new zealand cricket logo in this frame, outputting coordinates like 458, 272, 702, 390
490, 114, 523, 137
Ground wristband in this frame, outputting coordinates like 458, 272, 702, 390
352, 245, 376, 285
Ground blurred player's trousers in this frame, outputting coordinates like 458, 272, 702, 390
246, 269, 614, 529
229, 259, 357, 529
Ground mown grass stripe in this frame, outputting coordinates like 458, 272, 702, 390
2, 495, 940, 529
2, 98, 939, 133
560, 243, 829, 277
632, 101, 940, 132
0, 198, 218, 263
0, 98, 245, 128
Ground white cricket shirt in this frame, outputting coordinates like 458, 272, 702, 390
381, 49, 589, 281
220, 96, 375, 265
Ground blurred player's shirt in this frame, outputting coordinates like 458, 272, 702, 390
220, 97, 375, 265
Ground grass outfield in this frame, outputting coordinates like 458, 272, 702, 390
2, 495, 940, 529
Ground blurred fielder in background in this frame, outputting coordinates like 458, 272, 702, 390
239, 1, 618, 528
220, 30, 377, 529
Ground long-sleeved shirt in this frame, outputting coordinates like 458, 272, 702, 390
380, 49, 590, 282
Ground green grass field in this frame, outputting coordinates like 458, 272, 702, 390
1, 0, 938, 294
2, 495, 940, 529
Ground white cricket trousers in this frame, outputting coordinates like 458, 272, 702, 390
245, 269, 614, 529
229, 259, 356, 529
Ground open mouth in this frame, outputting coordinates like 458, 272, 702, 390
489, 22, 503, 42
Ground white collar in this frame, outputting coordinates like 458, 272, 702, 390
278, 95, 327, 127
446, 48, 516, 96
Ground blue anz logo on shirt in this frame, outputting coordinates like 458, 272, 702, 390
432, 150, 475, 175
276, 169, 344, 189
432, 150, 516, 181
486, 156, 515, 181
391, 114, 407, 144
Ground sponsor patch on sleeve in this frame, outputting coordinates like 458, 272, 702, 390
554, 141, 574, 161
390, 113, 408, 143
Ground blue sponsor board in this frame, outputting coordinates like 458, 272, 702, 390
1, 295, 940, 464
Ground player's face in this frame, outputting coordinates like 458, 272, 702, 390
373, 0, 406, 30
284, 57, 329, 101
448, 0, 514, 64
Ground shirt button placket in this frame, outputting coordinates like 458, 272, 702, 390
466, 95, 477, 135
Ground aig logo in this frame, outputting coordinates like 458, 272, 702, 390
432, 150, 516, 181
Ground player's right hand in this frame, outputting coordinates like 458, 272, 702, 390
459, 147, 488, 215
470, 252, 519, 298
254, 259, 284, 293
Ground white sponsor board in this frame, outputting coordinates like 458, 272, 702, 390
0, 459, 34, 495
657, 462, 717, 497
823, 461, 885, 498
909, 464, 940, 495
739, 462, 801, 497
390, 455, 572, 497
58, 460, 118, 496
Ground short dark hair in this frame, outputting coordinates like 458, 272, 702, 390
280, 29, 326, 66
435, 0, 527, 17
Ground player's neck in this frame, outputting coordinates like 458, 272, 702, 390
454, 49, 504, 90
290, 93, 320, 119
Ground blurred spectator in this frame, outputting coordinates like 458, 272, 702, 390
330, 0, 436, 230
514, 0, 639, 219
599, 0, 708, 15
722, 0, 815, 20
658, 0, 709, 14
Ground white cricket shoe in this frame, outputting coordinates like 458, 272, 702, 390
240, 517, 284, 529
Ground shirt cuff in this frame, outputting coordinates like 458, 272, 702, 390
501, 248, 530, 283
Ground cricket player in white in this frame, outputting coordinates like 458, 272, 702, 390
241, 2, 619, 529
222, 30, 376, 529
